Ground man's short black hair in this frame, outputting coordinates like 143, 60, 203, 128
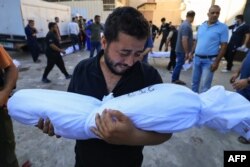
186, 10, 195, 18
161, 17, 166, 22
48, 22, 56, 30
235, 14, 244, 21
94, 15, 100, 19
104, 7, 149, 44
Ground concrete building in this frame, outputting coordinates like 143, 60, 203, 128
43, 0, 249, 27
43, 0, 128, 21
137, 0, 248, 27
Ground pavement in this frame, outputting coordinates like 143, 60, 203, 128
8, 40, 250, 167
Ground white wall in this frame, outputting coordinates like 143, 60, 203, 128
57, 0, 110, 22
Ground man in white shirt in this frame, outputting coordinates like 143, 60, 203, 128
68, 17, 80, 52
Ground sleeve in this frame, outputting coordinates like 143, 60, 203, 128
181, 25, 190, 37
47, 34, 56, 46
228, 24, 235, 30
0, 46, 12, 68
24, 26, 32, 37
220, 25, 229, 43
167, 31, 174, 40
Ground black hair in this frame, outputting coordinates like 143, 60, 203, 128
161, 17, 166, 22
104, 7, 149, 44
235, 14, 244, 21
48, 22, 56, 30
186, 10, 195, 18
94, 15, 100, 19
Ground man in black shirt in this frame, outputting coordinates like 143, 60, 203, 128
222, 14, 250, 72
38, 7, 172, 167
158, 17, 170, 51
41, 22, 71, 83
166, 25, 178, 72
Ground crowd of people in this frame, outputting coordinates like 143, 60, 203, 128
1, 4, 250, 167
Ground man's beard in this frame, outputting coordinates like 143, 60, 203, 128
103, 51, 130, 76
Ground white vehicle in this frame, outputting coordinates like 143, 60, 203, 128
0, 0, 71, 51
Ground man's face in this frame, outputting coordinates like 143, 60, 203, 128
55, 18, 59, 23
207, 7, 220, 24
53, 25, 57, 33
102, 32, 146, 75
95, 16, 100, 24
29, 21, 34, 27
235, 18, 242, 25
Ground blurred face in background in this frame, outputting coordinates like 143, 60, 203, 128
95, 16, 100, 24
55, 17, 59, 23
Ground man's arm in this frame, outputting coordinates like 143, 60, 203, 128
0, 59, 18, 106
210, 43, 227, 72
242, 33, 250, 48
140, 48, 152, 58
182, 36, 189, 59
49, 43, 65, 54
165, 31, 173, 50
92, 109, 172, 145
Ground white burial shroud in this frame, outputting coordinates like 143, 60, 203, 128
7, 83, 250, 140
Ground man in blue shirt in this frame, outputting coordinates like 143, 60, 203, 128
191, 5, 228, 93
230, 50, 250, 144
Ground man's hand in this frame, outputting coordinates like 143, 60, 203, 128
91, 109, 138, 145
60, 49, 66, 54
232, 79, 248, 90
188, 52, 193, 62
37, 118, 61, 138
210, 62, 219, 72
230, 72, 240, 83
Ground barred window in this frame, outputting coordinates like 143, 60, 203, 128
103, 0, 115, 11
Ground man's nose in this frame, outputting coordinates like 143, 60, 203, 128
125, 54, 135, 66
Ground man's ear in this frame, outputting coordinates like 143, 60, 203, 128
101, 36, 107, 50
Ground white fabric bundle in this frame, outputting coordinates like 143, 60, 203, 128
7, 83, 250, 140
148, 51, 170, 58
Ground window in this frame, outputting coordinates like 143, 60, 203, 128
103, 0, 115, 11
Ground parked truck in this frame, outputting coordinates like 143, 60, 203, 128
0, 0, 71, 51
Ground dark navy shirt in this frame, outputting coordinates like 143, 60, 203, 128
229, 23, 250, 47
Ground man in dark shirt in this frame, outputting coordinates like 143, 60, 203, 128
166, 25, 178, 72
41, 22, 71, 83
222, 14, 250, 72
157, 17, 170, 51
38, 7, 172, 167
149, 20, 159, 42
24, 20, 41, 63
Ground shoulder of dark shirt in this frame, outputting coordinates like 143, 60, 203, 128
136, 61, 163, 84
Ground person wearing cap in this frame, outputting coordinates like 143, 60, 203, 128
190, 5, 228, 93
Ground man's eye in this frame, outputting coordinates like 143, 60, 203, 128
134, 53, 142, 57
120, 52, 129, 56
